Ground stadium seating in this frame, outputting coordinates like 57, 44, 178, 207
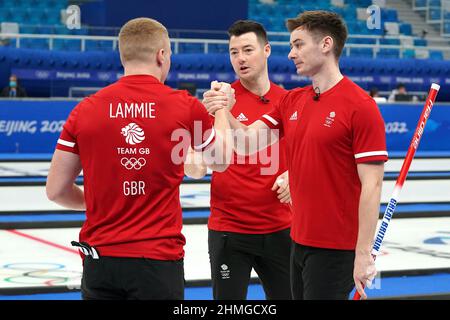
178, 43, 205, 54
248, 0, 413, 38
53, 39, 81, 52
429, 8, 442, 21
429, 50, 444, 60
378, 48, 400, 59
247, 0, 448, 59
415, 0, 427, 7
0, 0, 447, 100
399, 23, 413, 35
208, 43, 228, 54
403, 49, 416, 58
0, 0, 93, 41
414, 38, 428, 46
349, 47, 373, 58
0, 0, 443, 60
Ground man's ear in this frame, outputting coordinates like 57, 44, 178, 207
322, 36, 334, 54
156, 48, 165, 66
264, 42, 271, 58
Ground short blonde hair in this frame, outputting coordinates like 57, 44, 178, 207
118, 17, 169, 65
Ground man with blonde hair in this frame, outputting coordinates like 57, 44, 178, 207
46, 17, 231, 300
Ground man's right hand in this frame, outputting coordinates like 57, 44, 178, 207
202, 81, 235, 115
353, 252, 377, 300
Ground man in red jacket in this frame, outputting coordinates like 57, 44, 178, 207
46, 17, 232, 300
204, 11, 387, 300
186, 20, 292, 300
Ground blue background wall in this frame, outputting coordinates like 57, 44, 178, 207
80, 0, 248, 31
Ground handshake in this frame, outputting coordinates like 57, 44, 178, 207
202, 81, 236, 115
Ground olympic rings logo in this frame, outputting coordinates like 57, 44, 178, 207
120, 157, 147, 170
2, 263, 81, 285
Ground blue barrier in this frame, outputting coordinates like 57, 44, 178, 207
0, 100, 449, 154
382, 105, 450, 152
1, 49, 450, 99
10, 66, 450, 91
0, 100, 77, 153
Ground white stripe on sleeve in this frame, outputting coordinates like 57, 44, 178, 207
262, 114, 279, 126
194, 128, 215, 151
354, 151, 388, 159
57, 139, 76, 148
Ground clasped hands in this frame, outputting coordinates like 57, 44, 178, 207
202, 81, 236, 115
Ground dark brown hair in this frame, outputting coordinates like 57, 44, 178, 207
286, 10, 348, 59
228, 20, 268, 45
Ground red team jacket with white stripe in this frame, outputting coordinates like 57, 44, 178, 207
260, 77, 388, 250
208, 80, 292, 234
56, 75, 215, 260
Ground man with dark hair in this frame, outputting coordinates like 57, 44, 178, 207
204, 11, 387, 300
286, 11, 348, 58
388, 83, 414, 102
228, 19, 269, 44
186, 20, 292, 300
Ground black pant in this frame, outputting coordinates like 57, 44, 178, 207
290, 241, 355, 300
81, 256, 184, 300
208, 228, 291, 300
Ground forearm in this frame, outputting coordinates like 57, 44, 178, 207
356, 182, 382, 254
227, 111, 247, 131
204, 109, 232, 171
227, 112, 278, 156
47, 184, 86, 211
226, 111, 250, 155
